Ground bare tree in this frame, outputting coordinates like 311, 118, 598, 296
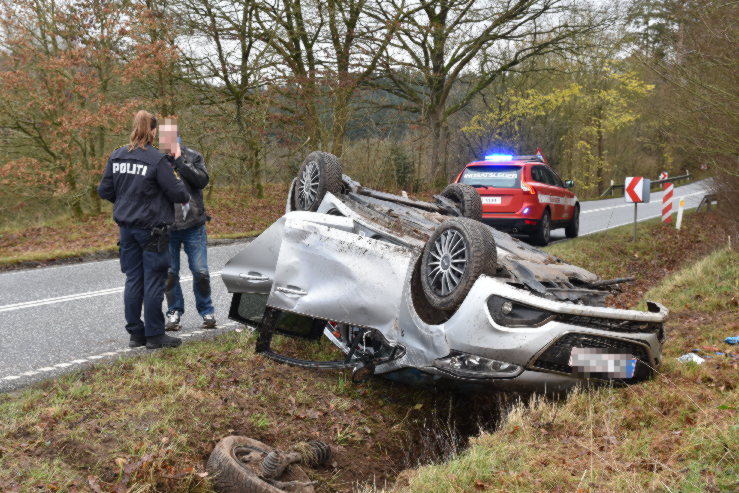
177, 0, 276, 196
375, 0, 600, 180
256, 0, 409, 155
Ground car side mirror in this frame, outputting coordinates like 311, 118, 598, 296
564, 180, 574, 189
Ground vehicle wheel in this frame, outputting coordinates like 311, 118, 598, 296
531, 209, 551, 246
439, 183, 482, 220
207, 436, 314, 493
565, 205, 579, 238
420, 218, 497, 312
294, 151, 343, 212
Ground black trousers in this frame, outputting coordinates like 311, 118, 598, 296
119, 226, 169, 337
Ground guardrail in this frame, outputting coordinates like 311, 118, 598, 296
599, 170, 692, 198
695, 193, 718, 212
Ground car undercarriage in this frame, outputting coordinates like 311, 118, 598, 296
222, 152, 668, 393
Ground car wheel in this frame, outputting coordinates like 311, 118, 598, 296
565, 205, 579, 238
294, 151, 343, 212
531, 209, 551, 246
439, 183, 482, 220
207, 436, 314, 493
420, 218, 497, 312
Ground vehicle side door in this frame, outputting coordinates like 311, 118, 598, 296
268, 213, 414, 334
545, 167, 574, 221
530, 165, 558, 219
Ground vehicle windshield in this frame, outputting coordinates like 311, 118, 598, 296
459, 165, 521, 188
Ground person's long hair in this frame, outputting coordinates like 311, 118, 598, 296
128, 110, 157, 151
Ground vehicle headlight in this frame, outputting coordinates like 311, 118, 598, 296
433, 351, 521, 378
487, 296, 554, 327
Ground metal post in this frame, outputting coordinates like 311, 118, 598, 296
633, 203, 638, 241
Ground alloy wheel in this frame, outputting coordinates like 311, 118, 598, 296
297, 160, 320, 209
426, 228, 468, 296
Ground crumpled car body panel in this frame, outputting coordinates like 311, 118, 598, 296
223, 184, 667, 393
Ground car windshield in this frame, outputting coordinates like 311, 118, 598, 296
460, 165, 521, 188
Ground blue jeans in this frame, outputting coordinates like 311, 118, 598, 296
165, 224, 214, 317
119, 226, 169, 338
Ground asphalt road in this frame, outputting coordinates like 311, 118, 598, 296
0, 178, 713, 392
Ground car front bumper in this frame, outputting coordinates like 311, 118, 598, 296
393, 276, 667, 393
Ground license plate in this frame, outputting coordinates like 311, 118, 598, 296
482, 196, 502, 205
569, 347, 637, 378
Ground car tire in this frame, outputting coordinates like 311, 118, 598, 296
293, 151, 343, 212
531, 209, 551, 246
565, 205, 579, 238
439, 183, 482, 220
420, 218, 497, 312
206, 436, 314, 493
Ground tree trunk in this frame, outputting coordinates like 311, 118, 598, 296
429, 109, 443, 184
330, 86, 352, 156
89, 184, 101, 215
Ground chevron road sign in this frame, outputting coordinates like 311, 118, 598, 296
624, 176, 651, 240
624, 176, 651, 203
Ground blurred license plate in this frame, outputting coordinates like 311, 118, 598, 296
482, 196, 502, 205
569, 347, 637, 378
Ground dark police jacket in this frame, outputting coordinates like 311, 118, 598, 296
167, 144, 210, 231
98, 144, 189, 229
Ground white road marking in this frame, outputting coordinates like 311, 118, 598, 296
1, 323, 246, 386
0, 271, 222, 313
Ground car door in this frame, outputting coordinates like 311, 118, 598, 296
530, 165, 559, 219
540, 167, 565, 220
544, 167, 574, 221
267, 212, 415, 334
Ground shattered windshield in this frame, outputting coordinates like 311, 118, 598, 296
460, 165, 521, 188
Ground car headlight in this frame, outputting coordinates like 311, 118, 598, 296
433, 351, 521, 378
487, 296, 554, 327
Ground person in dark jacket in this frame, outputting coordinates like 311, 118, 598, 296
158, 117, 217, 331
98, 110, 190, 349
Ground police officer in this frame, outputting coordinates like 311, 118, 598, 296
158, 117, 217, 331
98, 110, 190, 349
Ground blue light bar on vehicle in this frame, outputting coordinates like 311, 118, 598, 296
484, 154, 514, 162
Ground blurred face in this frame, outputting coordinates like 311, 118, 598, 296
159, 123, 178, 153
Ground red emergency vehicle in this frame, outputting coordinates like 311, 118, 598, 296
454, 151, 579, 245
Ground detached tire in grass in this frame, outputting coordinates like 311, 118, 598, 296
293, 152, 343, 212
207, 436, 314, 493
420, 218, 497, 312
439, 183, 482, 220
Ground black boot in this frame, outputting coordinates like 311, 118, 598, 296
129, 334, 147, 348
146, 333, 182, 349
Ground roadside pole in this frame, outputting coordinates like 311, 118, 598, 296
676, 198, 685, 230
625, 176, 651, 241
633, 203, 638, 241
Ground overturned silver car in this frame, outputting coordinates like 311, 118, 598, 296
222, 152, 667, 393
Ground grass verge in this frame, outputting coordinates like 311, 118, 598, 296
0, 332, 452, 492
388, 214, 738, 493
0, 184, 289, 269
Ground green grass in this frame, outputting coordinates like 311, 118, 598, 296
389, 222, 738, 493
640, 247, 738, 312
0, 330, 438, 492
